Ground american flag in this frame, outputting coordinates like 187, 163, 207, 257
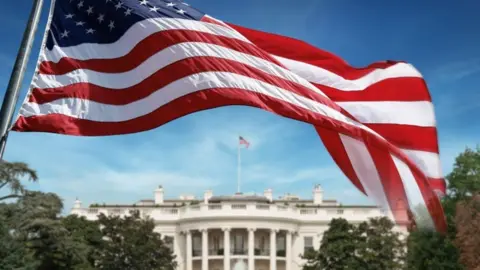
239, 136, 250, 148
12, 0, 446, 232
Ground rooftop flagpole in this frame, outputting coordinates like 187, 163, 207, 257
0, 0, 45, 159
237, 136, 241, 193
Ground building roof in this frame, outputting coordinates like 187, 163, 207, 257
209, 194, 270, 203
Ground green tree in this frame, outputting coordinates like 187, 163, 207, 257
14, 191, 94, 270
0, 202, 38, 270
95, 209, 177, 270
0, 161, 38, 201
355, 217, 406, 270
447, 146, 480, 200
61, 214, 103, 269
406, 229, 463, 270
302, 218, 361, 270
405, 147, 480, 269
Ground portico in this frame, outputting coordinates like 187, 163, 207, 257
183, 227, 295, 270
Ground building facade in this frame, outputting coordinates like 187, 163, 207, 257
70, 185, 407, 270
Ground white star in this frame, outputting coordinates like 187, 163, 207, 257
182, 2, 189, 6
86, 28, 95, 34
108, 21, 115, 31
176, 9, 186, 15
75, 21, 85, 26
115, 2, 123, 9
77, 1, 84, 8
97, 14, 105, 23
65, 13, 74, 19
60, 30, 69, 39
166, 2, 175, 7
86, 6, 94, 15
149, 6, 159, 12
124, 8, 132, 16
139, 0, 148, 5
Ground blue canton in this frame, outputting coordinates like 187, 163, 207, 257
46, 0, 206, 50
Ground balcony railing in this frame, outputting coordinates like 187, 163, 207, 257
208, 249, 224, 256
192, 248, 284, 257
231, 248, 247, 255
255, 248, 270, 256
76, 202, 382, 222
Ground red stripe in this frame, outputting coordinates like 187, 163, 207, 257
410, 168, 447, 233
428, 178, 447, 195
315, 77, 432, 102
363, 124, 439, 153
39, 29, 284, 75
231, 21, 445, 203
315, 126, 366, 195
15, 86, 447, 232
15, 88, 366, 136
30, 57, 340, 111
201, 16, 230, 27
227, 23, 401, 80
367, 143, 411, 224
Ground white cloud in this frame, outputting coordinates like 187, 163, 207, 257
4, 106, 310, 212
429, 57, 480, 83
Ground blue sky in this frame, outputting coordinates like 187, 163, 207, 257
1, 0, 479, 213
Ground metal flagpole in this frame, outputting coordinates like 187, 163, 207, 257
0, 0, 45, 159
237, 138, 241, 193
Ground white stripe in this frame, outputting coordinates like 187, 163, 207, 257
339, 134, 395, 220
36, 42, 325, 98
275, 56, 422, 91
43, 17, 251, 63
401, 149, 443, 179
337, 101, 436, 127
22, 71, 365, 130
391, 155, 435, 230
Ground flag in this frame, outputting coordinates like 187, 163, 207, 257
11, 0, 446, 232
239, 136, 250, 148
227, 24, 446, 227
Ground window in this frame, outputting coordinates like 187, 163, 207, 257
304, 236, 314, 254
233, 234, 245, 254
259, 236, 266, 250
212, 236, 220, 250
193, 235, 202, 256
276, 235, 286, 257
277, 235, 285, 250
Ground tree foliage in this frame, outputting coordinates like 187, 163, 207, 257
302, 218, 360, 270
95, 210, 177, 270
0, 161, 176, 270
454, 193, 480, 269
355, 217, 406, 270
302, 217, 405, 270
406, 229, 463, 270
447, 147, 480, 200
405, 146, 480, 270
0, 161, 38, 201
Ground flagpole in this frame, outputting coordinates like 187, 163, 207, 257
0, 0, 45, 159
237, 138, 241, 193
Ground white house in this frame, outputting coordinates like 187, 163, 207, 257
70, 184, 408, 270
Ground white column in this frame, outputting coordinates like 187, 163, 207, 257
248, 228, 256, 270
286, 231, 293, 270
186, 231, 192, 270
223, 227, 231, 270
270, 229, 277, 270
202, 229, 209, 270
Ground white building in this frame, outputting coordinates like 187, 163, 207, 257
70, 184, 408, 270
